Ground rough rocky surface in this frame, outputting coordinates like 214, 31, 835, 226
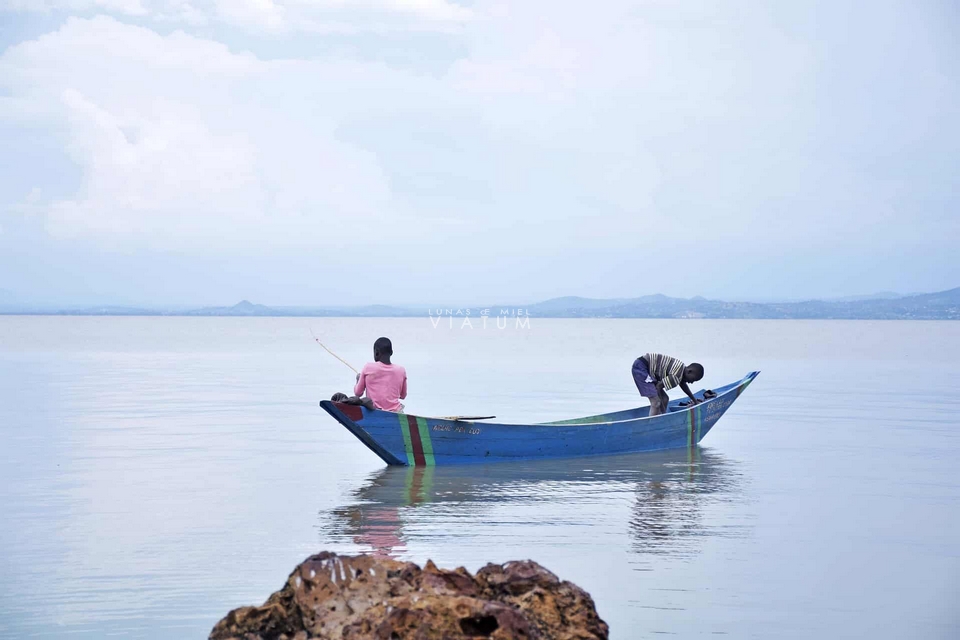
210, 552, 608, 640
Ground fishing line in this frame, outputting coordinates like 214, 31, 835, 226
309, 328, 359, 374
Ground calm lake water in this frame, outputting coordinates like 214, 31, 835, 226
1, 317, 958, 638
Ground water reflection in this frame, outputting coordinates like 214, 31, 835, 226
627, 449, 745, 556
320, 447, 745, 560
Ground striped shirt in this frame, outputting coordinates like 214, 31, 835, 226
644, 353, 685, 391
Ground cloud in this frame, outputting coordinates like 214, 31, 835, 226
387, 0, 472, 22
1, 16, 401, 251
1, 0, 473, 32
49, 88, 263, 247
2, 0, 147, 15
212, 0, 284, 31
0, 2, 958, 301
218, 0, 474, 33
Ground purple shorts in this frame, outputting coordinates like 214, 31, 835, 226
632, 357, 658, 398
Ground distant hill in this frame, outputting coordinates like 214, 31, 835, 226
182, 301, 420, 318
527, 296, 634, 313
58, 305, 156, 316
186, 300, 277, 316
525, 288, 960, 320
1, 288, 958, 319
827, 291, 904, 302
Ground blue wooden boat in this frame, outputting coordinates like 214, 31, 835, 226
319, 371, 758, 466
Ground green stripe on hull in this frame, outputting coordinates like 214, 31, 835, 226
399, 412, 414, 465
686, 405, 703, 447
415, 417, 435, 466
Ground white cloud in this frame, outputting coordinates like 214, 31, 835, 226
1, 0, 473, 31
2, 0, 147, 14
1, 2, 957, 301
218, 0, 474, 33
50, 88, 263, 247
212, 0, 284, 31
386, 0, 471, 22
0, 16, 401, 251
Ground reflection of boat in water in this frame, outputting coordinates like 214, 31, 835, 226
320, 448, 744, 559
320, 372, 759, 465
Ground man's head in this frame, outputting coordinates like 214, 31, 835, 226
373, 337, 393, 362
683, 363, 704, 383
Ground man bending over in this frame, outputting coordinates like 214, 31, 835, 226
632, 353, 704, 416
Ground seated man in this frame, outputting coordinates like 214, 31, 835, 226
631, 353, 703, 416
354, 337, 407, 412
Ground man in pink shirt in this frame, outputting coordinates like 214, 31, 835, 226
354, 337, 408, 412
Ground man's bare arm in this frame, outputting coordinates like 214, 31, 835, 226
679, 381, 699, 404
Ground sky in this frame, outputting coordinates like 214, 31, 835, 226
0, 0, 958, 307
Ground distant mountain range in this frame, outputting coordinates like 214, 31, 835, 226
1, 288, 958, 320
521, 288, 960, 319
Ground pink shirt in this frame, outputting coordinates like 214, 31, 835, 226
354, 361, 407, 412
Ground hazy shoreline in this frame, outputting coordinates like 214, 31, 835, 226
1, 286, 957, 320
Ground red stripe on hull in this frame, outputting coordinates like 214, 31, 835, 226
406, 414, 426, 466
334, 402, 364, 422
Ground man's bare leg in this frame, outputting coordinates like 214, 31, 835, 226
652, 388, 672, 416
649, 393, 666, 416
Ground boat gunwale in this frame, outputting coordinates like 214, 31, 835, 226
323, 371, 758, 430
535, 371, 758, 427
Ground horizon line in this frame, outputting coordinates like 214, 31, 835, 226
1, 285, 956, 312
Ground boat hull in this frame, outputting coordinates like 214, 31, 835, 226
319, 371, 758, 466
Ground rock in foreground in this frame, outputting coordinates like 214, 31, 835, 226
210, 552, 608, 640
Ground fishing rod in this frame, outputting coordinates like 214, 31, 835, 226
309, 328, 359, 374
310, 329, 496, 420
